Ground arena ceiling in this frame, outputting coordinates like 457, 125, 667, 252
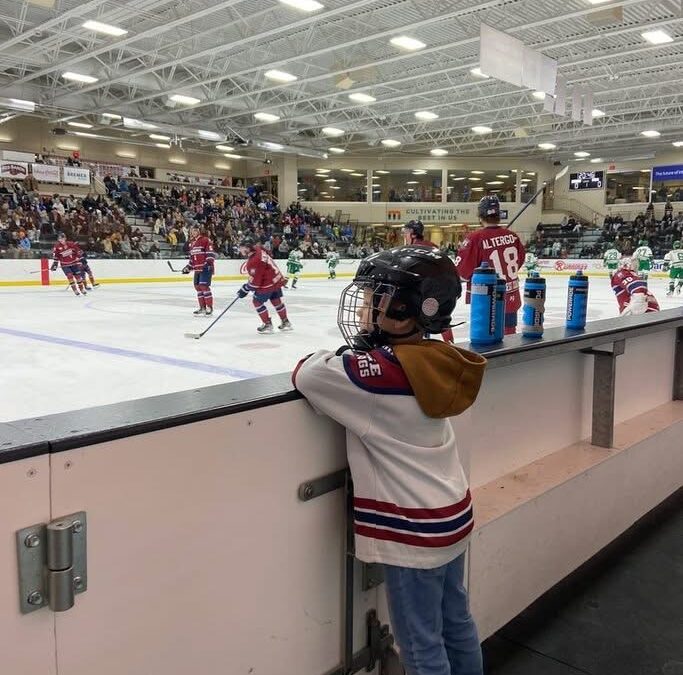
0, 0, 681, 162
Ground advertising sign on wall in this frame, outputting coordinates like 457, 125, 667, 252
652, 165, 683, 182
31, 163, 61, 183
62, 166, 91, 185
0, 161, 28, 179
387, 205, 478, 223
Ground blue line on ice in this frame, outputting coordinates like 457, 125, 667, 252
0, 326, 261, 380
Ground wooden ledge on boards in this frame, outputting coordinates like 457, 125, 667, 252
472, 401, 683, 530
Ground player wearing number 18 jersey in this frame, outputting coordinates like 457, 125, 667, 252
455, 196, 526, 334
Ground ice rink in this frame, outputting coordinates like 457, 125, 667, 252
1, 274, 680, 423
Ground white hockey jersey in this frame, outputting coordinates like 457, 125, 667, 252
293, 341, 487, 569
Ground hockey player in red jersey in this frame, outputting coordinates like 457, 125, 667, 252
611, 259, 660, 315
183, 226, 217, 316
51, 232, 87, 296
455, 195, 526, 335
237, 236, 293, 334
403, 220, 455, 343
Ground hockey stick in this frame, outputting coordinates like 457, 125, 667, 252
507, 165, 569, 229
184, 296, 241, 340
167, 260, 185, 272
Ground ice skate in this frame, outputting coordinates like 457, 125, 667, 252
193, 307, 205, 316
278, 319, 293, 331
257, 321, 274, 334
204, 307, 213, 316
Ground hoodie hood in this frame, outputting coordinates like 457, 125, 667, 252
392, 340, 487, 418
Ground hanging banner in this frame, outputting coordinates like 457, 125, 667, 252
31, 163, 61, 183
62, 166, 91, 185
0, 161, 28, 178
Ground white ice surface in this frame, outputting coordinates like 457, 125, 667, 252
1, 276, 680, 422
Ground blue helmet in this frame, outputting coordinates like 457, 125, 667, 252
478, 195, 501, 220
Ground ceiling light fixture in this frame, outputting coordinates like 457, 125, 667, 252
316, 168, 330, 173
471, 125, 492, 134
0, 97, 35, 112
375, 170, 390, 174
224, 153, 245, 159
261, 141, 284, 151
254, 112, 280, 122
390, 36, 426, 51
592, 109, 606, 118
197, 129, 222, 141
215, 145, 234, 152
350, 172, 364, 177
155, 143, 171, 149
102, 113, 121, 119
381, 139, 401, 147
116, 151, 136, 159
328, 147, 345, 153
72, 131, 100, 138
532, 91, 546, 100
486, 181, 504, 185
590, 158, 603, 163
470, 67, 490, 79
123, 117, 158, 130
470, 170, 485, 174
340, 169, 355, 173
451, 177, 466, 181
169, 94, 201, 105
430, 148, 448, 156
641, 29, 673, 45
278, 0, 324, 11
322, 127, 344, 136
264, 69, 298, 83
496, 174, 510, 178
574, 151, 591, 157
67, 121, 93, 129
81, 20, 128, 37
640, 129, 661, 137
468, 177, 481, 181
348, 92, 376, 103
672, 141, 683, 147
415, 111, 439, 121
149, 134, 171, 141
62, 71, 98, 84
412, 170, 427, 174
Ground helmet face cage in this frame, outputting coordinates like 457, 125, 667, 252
337, 280, 398, 351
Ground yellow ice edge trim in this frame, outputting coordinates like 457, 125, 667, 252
0, 272, 357, 287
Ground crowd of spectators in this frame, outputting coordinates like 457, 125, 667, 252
1, 174, 370, 261
527, 200, 683, 260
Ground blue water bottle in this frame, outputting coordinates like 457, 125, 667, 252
522, 272, 546, 338
494, 276, 506, 342
470, 261, 498, 345
566, 270, 589, 330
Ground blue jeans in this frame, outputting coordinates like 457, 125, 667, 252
383, 554, 483, 675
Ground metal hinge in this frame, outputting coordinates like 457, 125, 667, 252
16, 512, 87, 614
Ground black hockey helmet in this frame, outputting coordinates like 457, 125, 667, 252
57, 232, 66, 241
403, 219, 425, 239
478, 194, 501, 220
239, 235, 256, 250
338, 245, 461, 350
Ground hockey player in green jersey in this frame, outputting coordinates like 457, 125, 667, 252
523, 251, 539, 275
326, 249, 340, 279
285, 250, 303, 289
664, 241, 683, 296
632, 239, 653, 280
603, 246, 621, 277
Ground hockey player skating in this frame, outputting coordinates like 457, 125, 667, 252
602, 246, 621, 278
326, 249, 340, 279
237, 236, 293, 333
664, 241, 683, 296
523, 250, 539, 275
51, 233, 87, 296
632, 239, 653, 281
285, 249, 303, 289
455, 195, 526, 335
611, 259, 660, 315
183, 226, 217, 316
293, 246, 486, 675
